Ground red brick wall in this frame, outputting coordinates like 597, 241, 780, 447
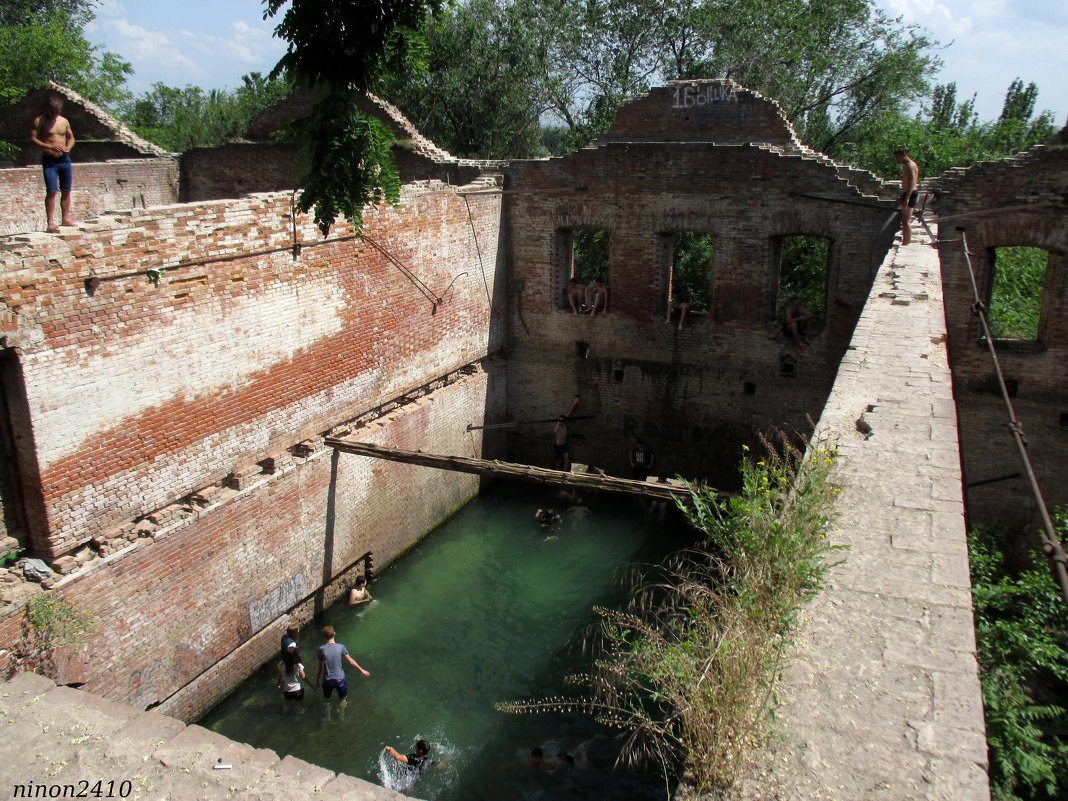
0, 367, 505, 716
504, 135, 896, 484
0, 182, 504, 557
0, 159, 179, 236
936, 146, 1068, 528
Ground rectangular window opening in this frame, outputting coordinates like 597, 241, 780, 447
659, 231, 714, 324
988, 246, 1048, 342
557, 227, 610, 313
772, 235, 830, 340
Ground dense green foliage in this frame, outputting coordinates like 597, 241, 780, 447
988, 247, 1048, 341
0, 0, 130, 108
500, 436, 841, 792
777, 236, 829, 330
838, 80, 1057, 180
120, 73, 291, 152
572, 227, 610, 285
381, 0, 939, 158
671, 232, 715, 312
969, 519, 1068, 801
381, 0, 549, 158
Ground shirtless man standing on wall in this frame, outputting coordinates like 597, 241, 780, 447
29, 97, 76, 233
894, 148, 919, 246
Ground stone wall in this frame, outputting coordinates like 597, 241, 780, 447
0, 179, 504, 558
936, 142, 1068, 528
0, 158, 179, 236
504, 87, 897, 484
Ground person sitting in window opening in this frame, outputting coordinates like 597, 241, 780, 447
665, 282, 692, 330
553, 396, 580, 470
277, 644, 306, 706
566, 277, 587, 314
535, 508, 562, 527
783, 297, 813, 348
349, 574, 372, 606
585, 279, 608, 316
384, 739, 435, 774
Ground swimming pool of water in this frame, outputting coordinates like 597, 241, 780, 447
200, 482, 692, 800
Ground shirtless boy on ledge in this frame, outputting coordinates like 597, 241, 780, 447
29, 97, 76, 233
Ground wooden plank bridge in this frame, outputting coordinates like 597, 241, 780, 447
324, 438, 716, 503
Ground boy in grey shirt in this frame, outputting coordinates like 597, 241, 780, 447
315, 625, 371, 708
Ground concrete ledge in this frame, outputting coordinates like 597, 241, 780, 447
0, 673, 409, 801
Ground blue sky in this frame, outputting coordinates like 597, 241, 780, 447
85, 0, 1067, 127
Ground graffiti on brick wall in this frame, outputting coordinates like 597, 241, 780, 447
249, 573, 308, 633
672, 84, 739, 109
622, 415, 752, 446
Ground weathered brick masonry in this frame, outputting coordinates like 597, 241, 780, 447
504, 83, 898, 484
0, 173, 505, 710
936, 139, 1068, 529
1, 182, 503, 558
0, 159, 179, 236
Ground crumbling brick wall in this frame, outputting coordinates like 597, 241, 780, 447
504, 84, 897, 485
936, 140, 1068, 529
0, 180, 504, 559
0, 158, 179, 236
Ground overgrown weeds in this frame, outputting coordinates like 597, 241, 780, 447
498, 432, 841, 794
4, 592, 98, 680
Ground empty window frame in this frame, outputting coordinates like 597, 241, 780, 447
556, 227, 610, 312
986, 246, 1049, 341
772, 235, 830, 337
659, 231, 714, 321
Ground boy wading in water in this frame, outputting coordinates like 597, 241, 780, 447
314, 625, 370, 711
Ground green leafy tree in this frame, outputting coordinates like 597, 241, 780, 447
838, 80, 1056, 180
382, 0, 551, 158
264, 0, 444, 234
969, 521, 1068, 801
121, 73, 291, 152
0, 0, 130, 108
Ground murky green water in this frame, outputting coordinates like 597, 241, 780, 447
201, 482, 691, 800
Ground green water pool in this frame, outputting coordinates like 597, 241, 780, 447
200, 481, 692, 800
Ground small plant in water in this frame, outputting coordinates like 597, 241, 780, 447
497, 432, 842, 795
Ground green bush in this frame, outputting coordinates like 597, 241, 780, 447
969, 519, 1068, 801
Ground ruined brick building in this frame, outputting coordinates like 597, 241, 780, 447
0, 81, 1065, 796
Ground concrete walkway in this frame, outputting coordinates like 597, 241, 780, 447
0, 671, 408, 801
740, 228, 990, 799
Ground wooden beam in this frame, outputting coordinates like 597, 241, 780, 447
324, 438, 718, 502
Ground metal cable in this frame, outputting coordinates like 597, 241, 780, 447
958, 231, 1068, 606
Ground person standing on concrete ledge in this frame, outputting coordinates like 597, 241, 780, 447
29, 96, 75, 234
315, 625, 370, 709
894, 147, 920, 245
